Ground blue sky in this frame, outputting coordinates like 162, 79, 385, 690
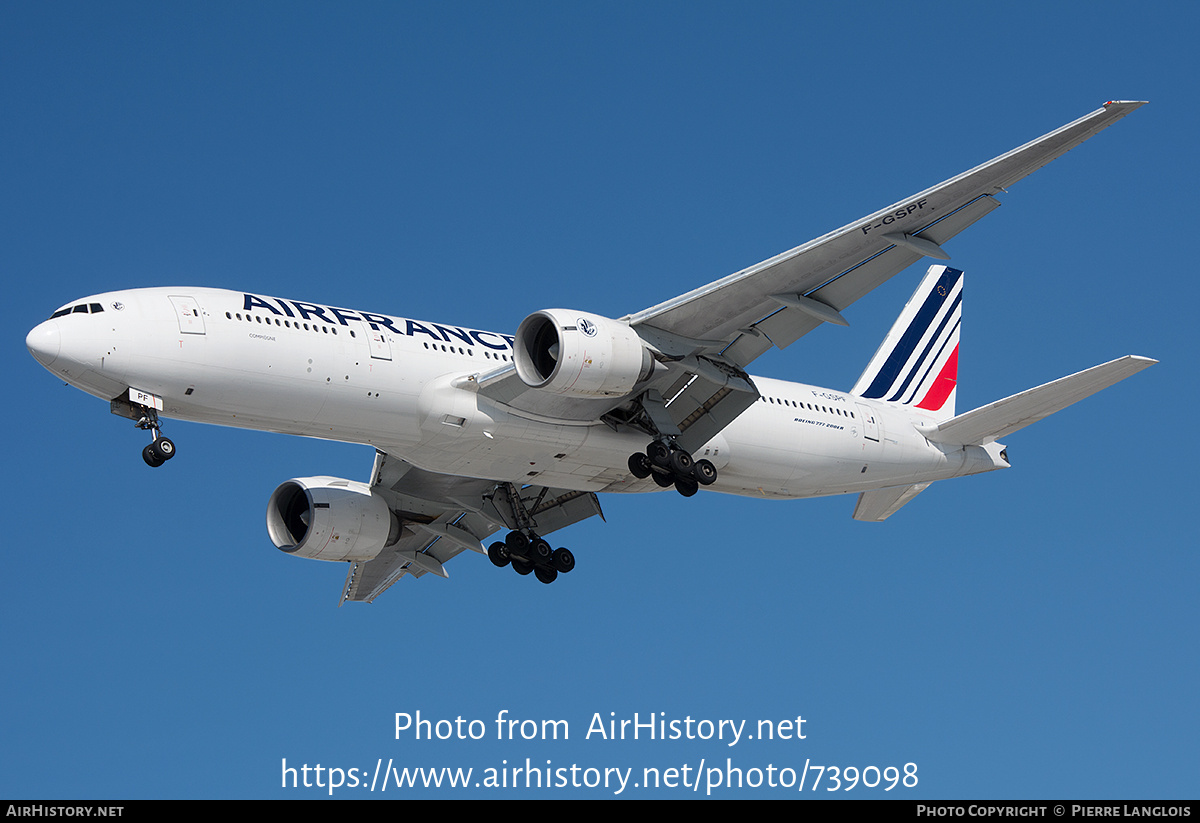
3, 2, 1196, 799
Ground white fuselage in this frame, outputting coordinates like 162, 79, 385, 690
26, 287, 1006, 500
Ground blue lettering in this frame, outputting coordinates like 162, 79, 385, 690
470, 330, 509, 350
359, 312, 402, 334
243, 294, 283, 316
434, 324, 474, 346
404, 319, 441, 340
291, 301, 335, 324
328, 306, 361, 326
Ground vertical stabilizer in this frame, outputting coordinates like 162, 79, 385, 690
850, 265, 962, 419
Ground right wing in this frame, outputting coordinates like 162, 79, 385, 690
626, 101, 1147, 368
341, 451, 604, 603
475, 103, 1145, 454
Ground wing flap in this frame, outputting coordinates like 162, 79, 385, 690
916, 355, 1157, 446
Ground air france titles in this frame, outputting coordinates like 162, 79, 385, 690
586, 712, 806, 746
241, 293, 514, 351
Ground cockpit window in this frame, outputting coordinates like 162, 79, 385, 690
49, 303, 105, 319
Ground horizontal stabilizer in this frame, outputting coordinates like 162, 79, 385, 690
915, 355, 1156, 446
853, 483, 931, 521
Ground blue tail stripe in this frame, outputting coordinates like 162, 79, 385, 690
886, 294, 961, 402
861, 267, 962, 399
899, 315, 960, 405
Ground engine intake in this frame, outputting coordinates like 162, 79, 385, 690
266, 476, 399, 562
514, 309, 653, 398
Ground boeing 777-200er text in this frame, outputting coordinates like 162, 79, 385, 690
27, 102, 1155, 603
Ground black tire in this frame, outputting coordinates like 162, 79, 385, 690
694, 458, 717, 485
647, 441, 671, 466
530, 537, 552, 565
552, 547, 575, 573
512, 558, 534, 575
675, 477, 699, 497
652, 470, 674, 488
534, 566, 558, 584
142, 444, 164, 468
628, 452, 652, 479
505, 530, 530, 556
669, 448, 693, 475
488, 541, 511, 568
152, 437, 175, 461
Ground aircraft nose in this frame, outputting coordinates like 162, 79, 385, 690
26, 320, 61, 368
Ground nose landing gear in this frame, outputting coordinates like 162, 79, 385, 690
135, 408, 176, 468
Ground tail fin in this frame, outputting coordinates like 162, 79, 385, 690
850, 264, 962, 419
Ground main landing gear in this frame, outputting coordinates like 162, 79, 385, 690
488, 531, 576, 585
135, 407, 176, 468
627, 441, 717, 497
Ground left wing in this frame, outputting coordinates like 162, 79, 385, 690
342, 451, 603, 603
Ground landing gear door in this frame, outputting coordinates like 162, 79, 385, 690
169, 295, 206, 335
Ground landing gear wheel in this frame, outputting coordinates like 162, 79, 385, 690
669, 448, 693, 475
512, 558, 533, 576
552, 547, 575, 573
675, 477, 699, 497
652, 471, 674, 488
151, 437, 175, 462
529, 538, 552, 565
134, 407, 173, 468
647, 441, 671, 466
628, 452, 652, 479
535, 566, 558, 584
505, 530, 530, 556
488, 542, 511, 568
694, 458, 717, 485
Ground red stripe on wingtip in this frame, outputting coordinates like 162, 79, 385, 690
915, 344, 958, 411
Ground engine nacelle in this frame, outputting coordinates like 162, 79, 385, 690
514, 309, 654, 398
266, 476, 400, 562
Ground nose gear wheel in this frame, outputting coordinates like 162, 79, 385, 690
134, 407, 176, 468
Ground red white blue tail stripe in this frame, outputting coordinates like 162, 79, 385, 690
850, 265, 962, 418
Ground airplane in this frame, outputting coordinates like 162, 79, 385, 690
25, 101, 1155, 603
